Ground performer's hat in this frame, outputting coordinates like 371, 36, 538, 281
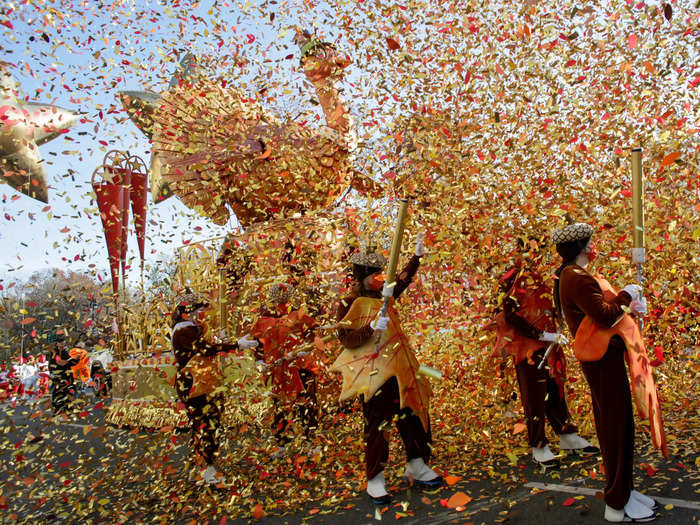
174, 290, 209, 314
551, 223, 594, 245
349, 245, 386, 269
268, 283, 294, 306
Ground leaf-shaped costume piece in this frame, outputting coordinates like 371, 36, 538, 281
252, 309, 318, 403
491, 266, 566, 393
330, 296, 432, 432
493, 268, 556, 361
574, 275, 667, 458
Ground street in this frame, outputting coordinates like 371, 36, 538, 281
1, 396, 698, 524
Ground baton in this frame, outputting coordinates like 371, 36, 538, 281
537, 342, 557, 370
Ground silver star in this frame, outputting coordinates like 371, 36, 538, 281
0, 64, 80, 202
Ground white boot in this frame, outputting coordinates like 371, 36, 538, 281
367, 471, 390, 503
405, 458, 441, 485
605, 495, 656, 522
604, 505, 625, 522
559, 433, 600, 456
631, 490, 657, 509
532, 444, 555, 462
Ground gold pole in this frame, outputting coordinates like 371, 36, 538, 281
120, 276, 127, 357
375, 199, 410, 348
218, 268, 228, 335
631, 147, 645, 331
384, 199, 410, 292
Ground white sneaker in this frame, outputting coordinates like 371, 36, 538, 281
405, 458, 442, 485
200, 465, 226, 486
631, 490, 657, 510
367, 471, 389, 502
559, 433, 590, 449
533, 444, 555, 462
625, 495, 656, 521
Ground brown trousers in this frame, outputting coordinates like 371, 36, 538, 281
581, 337, 634, 510
515, 348, 577, 448
272, 368, 318, 444
186, 394, 222, 465
362, 376, 431, 480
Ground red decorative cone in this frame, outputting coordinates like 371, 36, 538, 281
128, 156, 148, 263
106, 165, 131, 277
93, 176, 124, 294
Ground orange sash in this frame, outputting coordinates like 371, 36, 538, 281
181, 354, 223, 399
574, 275, 668, 457
330, 296, 432, 432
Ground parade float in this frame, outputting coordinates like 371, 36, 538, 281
104, 31, 378, 429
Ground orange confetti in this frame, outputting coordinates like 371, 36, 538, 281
659, 151, 680, 170
444, 475, 461, 486
446, 491, 472, 509
513, 422, 527, 435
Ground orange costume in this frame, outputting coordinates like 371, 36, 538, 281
252, 307, 318, 402
68, 348, 91, 383
331, 295, 431, 431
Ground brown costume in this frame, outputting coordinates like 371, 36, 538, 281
172, 320, 238, 465
495, 265, 576, 448
558, 264, 633, 510
335, 255, 431, 480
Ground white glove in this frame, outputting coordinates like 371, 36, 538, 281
414, 232, 425, 257
237, 334, 259, 350
539, 331, 569, 345
370, 315, 390, 331
630, 297, 648, 315
622, 284, 642, 301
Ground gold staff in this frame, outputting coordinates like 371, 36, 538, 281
631, 147, 645, 331
374, 198, 410, 350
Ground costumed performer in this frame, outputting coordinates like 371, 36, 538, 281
49, 335, 79, 414
552, 222, 656, 523
332, 233, 441, 505
252, 283, 320, 451
171, 292, 259, 486
493, 236, 599, 468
